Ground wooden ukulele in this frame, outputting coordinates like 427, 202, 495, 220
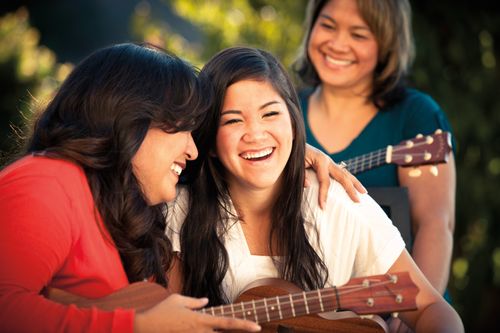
46, 272, 418, 333
343, 130, 452, 177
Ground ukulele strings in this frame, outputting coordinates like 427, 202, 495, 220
212, 279, 398, 317
347, 138, 437, 171
347, 149, 386, 171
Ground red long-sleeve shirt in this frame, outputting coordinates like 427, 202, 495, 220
0, 155, 135, 333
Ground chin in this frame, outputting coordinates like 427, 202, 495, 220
163, 192, 177, 203
249, 177, 280, 189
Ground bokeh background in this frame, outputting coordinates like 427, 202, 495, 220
1, 1, 499, 331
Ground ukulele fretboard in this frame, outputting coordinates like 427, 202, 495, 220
344, 147, 388, 175
200, 287, 341, 323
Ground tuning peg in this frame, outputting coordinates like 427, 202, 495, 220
404, 155, 413, 163
408, 168, 422, 178
426, 136, 434, 144
424, 152, 432, 161
435, 129, 443, 134
416, 133, 423, 138
430, 165, 439, 176
391, 312, 399, 318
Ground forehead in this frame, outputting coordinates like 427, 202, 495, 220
222, 79, 284, 107
319, 0, 366, 25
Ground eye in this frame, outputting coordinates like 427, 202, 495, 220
263, 111, 280, 118
221, 118, 241, 126
319, 22, 335, 31
352, 33, 368, 40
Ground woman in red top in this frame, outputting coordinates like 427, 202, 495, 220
0, 43, 262, 333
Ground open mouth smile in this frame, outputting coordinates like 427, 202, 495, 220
325, 55, 354, 66
170, 162, 184, 176
240, 147, 274, 161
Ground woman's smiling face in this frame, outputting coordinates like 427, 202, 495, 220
132, 127, 198, 205
215, 79, 293, 192
307, 0, 379, 94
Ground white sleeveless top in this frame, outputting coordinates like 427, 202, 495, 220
166, 169, 405, 301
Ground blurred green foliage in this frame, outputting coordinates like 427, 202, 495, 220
0, 7, 72, 161
0, 1, 498, 331
131, 0, 308, 68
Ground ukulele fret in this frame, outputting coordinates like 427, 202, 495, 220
265, 296, 280, 322
333, 286, 341, 311
289, 294, 296, 317
263, 297, 271, 322
318, 289, 325, 312
230, 302, 235, 318
302, 291, 310, 314
276, 295, 283, 320
241, 301, 246, 319
303, 289, 321, 315
251, 299, 258, 323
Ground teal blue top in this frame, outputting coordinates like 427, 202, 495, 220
300, 88, 455, 187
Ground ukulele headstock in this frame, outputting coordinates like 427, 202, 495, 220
338, 272, 418, 315
389, 130, 452, 171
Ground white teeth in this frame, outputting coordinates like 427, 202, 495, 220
325, 55, 353, 66
241, 147, 273, 160
170, 163, 183, 176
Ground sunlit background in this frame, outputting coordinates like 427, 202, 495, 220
1, 1, 499, 331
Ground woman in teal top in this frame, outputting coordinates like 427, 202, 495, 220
294, 1, 456, 330
300, 87, 454, 186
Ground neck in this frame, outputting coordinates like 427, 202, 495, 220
228, 183, 279, 223
314, 85, 373, 119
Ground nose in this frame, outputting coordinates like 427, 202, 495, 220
243, 120, 267, 142
327, 31, 349, 52
185, 132, 198, 160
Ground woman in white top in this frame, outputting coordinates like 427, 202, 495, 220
166, 46, 463, 332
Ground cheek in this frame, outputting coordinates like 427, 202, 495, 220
308, 24, 327, 48
280, 119, 295, 146
131, 152, 146, 183
360, 43, 378, 64
215, 130, 232, 160
307, 32, 319, 55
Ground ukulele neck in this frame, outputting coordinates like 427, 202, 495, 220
343, 147, 389, 175
200, 287, 341, 322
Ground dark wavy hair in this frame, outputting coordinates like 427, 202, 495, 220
26, 43, 205, 286
180, 46, 328, 305
293, 0, 415, 107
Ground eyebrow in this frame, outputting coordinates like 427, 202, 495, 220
318, 14, 371, 31
221, 100, 281, 116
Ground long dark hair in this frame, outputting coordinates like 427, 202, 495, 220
27, 43, 205, 286
180, 46, 328, 305
293, 0, 414, 107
